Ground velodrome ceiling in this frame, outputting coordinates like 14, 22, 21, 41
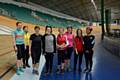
29, 0, 120, 21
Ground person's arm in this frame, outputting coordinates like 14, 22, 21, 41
42, 35, 45, 54
29, 34, 33, 56
90, 35, 95, 49
62, 35, 69, 48
53, 34, 56, 53
29, 40, 32, 55
73, 34, 75, 50
12, 31, 17, 52
74, 37, 78, 54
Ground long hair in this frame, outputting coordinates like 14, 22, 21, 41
67, 26, 73, 34
45, 26, 52, 34
76, 28, 83, 40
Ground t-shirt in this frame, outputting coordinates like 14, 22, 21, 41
30, 33, 42, 48
57, 34, 67, 50
24, 32, 30, 46
65, 32, 74, 48
45, 35, 54, 53
83, 35, 95, 50
13, 28, 24, 45
75, 36, 83, 52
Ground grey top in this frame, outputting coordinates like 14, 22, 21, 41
45, 35, 54, 53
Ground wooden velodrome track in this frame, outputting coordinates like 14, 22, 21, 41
0, 15, 119, 80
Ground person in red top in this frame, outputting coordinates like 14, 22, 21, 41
56, 28, 68, 74
74, 29, 84, 72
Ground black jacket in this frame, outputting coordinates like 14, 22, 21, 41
42, 34, 56, 54
83, 35, 95, 50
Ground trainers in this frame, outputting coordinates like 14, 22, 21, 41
35, 70, 39, 75
19, 67, 24, 72
83, 68, 88, 73
23, 64, 26, 69
66, 67, 71, 72
16, 68, 23, 75
61, 69, 64, 74
26, 64, 30, 68
32, 69, 36, 74
88, 69, 92, 72
78, 68, 82, 72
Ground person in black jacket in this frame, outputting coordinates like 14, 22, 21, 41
83, 27, 95, 72
42, 26, 56, 75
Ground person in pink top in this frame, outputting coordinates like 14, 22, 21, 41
65, 26, 75, 71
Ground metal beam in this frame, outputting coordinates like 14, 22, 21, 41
101, 0, 105, 40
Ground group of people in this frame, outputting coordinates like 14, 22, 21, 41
13, 21, 95, 76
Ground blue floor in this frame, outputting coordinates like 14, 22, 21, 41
40, 42, 120, 80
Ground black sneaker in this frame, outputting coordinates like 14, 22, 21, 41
88, 69, 92, 72
56, 69, 60, 74
83, 68, 88, 73
26, 64, 30, 68
78, 68, 82, 72
61, 69, 64, 74
66, 68, 71, 72
44, 71, 49, 76
23, 64, 26, 69
74, 68, 76, 72
49, 70, 52, 75
32, 69, 36, 74
35, 70, 39, 75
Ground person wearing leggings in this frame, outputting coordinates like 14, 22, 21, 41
65, 26, 75, 71
12, 22, 25, 75
74, 29, 84, 72
56, 28, 68, 74
83, 27, 95, 73
42, 26, 56, 75
23, 26, 30, 68
29, 26, 42, 75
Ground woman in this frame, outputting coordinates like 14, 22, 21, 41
65, 26, 74, 71
42, 26, 56, 75
83, 27, 95, 73
56, 28, 68, 74
13, 22, 24, 75
29, 26, 42, 75
23, 26, 30, 68
74, 29, 84, 72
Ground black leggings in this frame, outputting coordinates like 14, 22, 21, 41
31, 47, 41, 64
74, 51, 83, 70
16, 44, 25, 60
45, 53, 54, 72
23, 46, 30, 65
84, 50, 93, 70
57, 50, 66, 66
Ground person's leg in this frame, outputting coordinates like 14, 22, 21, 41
16, 45, 24, 75
20, 44, 25, 70
45, 53, 49, 73
84, 51, 89, 72
78, 52, 83, 72
56, 51, 61, 73
50, 53, 54, 73
61, 51, 65, 74
89, 50, 93, 72
26, 46, 30, 67
23, 46, 26, 68
66, 47, 73, 71
31, 48, 37, 74
74, 52, 78, 71
34, 49, 41, 75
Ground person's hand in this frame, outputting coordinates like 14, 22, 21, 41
86, 50, 89, 53
14, 46, 17, 52
75, 49, 78, 55
29, 51, 31, 56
